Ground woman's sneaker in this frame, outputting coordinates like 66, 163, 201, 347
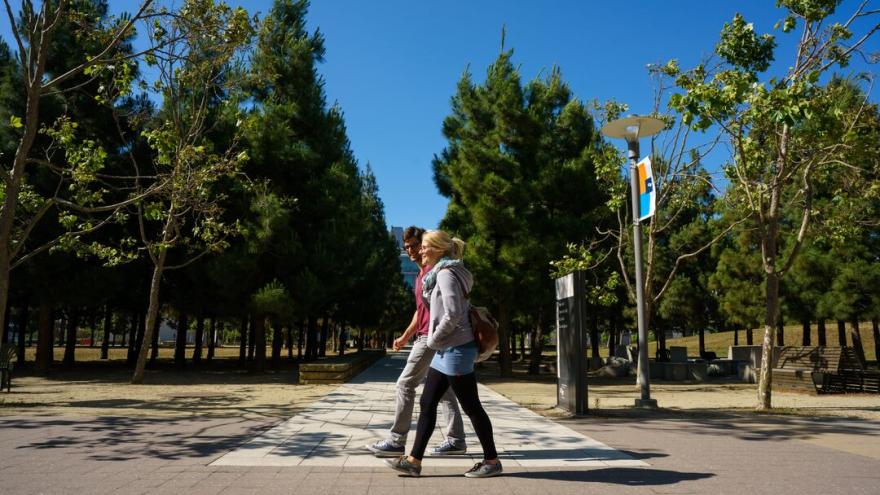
431, 440, 467, 455
385, 456, 422, 477
366, 439, 404, 457
464, 460, 503, 478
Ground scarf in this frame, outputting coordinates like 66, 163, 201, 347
421, 257, 463, 301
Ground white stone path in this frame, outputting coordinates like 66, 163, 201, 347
211, 353, 647, 469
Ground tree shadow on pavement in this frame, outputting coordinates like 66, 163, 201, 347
560, 409, 880, 443
0, 415, 276, 461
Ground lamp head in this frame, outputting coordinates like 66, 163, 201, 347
600, 115, 664, 142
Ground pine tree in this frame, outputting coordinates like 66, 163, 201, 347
435, 45, 607, 376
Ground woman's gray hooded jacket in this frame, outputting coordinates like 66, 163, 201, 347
425, 264, 474, 351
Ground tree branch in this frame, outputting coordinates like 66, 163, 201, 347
52, 179, 169, 213
2, 0, 27, 71
42, 0, 155, 91
653, 215, 750, 303
8, 199, 54, 260
10, 211, 118, 270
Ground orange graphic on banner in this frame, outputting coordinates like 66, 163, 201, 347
638, 163, 647, 193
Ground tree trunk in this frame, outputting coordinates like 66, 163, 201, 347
837, 320, 847, 347
818, 319, 827, 346
520, 328, 526, 356
134, 313, 145, 361
510, 331, 517, 361
849, 319, 866, 366
253, 314, 266, 372
589, 313, 600, 369
35, 303, 53, 373
271, 322, 283, 369
287, 325, 294, 359
0, 50, 48, 339
528, 324, 545, 375
238, 315, 248, 365
132, 244, 169, 384
698, 327, 705, 355
757, 269, 780, 411
297, 320, 304, 360
63, 307, 80, 366
801, 320, 811, 346
357, 327, 364, 352
16, 301, 28, 363
193, 314, 204, 366
101, 305, 111, 359
306, 315, 318, 360
207, 317, 216, 362
872, 319, 879, 368
148, 313, 159, 367
89, 315, 96, 348
1, 304, 8, 344
747, 328, 753, 345
174, 312, 188, 369
126, 313, 138, 363
776, 316, 785, 346
248, 313, 257, 361
498, 302, 512, 376
57, 313, 65, 347
607, 315, 617, 357
657, 326, 667, 355
337, 323, 346, 357
319, 315, 329, 358
733, 325, 739, 346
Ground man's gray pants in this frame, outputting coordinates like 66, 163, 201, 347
389, 335, 466, 448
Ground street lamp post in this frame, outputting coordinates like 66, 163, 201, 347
601, 115, 662, 409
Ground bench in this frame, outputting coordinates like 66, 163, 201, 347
772, 346, 879, 394
0, 343, 17, 392
772, 346, 840, 394
815, 347, 880, 394
298, 349, 386, 384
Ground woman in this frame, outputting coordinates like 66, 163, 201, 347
385, 230, 502, 478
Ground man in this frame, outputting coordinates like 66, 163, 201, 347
367, 226, 467, 457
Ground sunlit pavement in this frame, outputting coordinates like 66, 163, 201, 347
210, 353, 645, 468
1, 354, 879, 494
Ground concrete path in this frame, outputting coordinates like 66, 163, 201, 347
2, 353, 879, 494
211, 353, 646, 469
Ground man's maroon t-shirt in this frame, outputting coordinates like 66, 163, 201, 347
415, 264, 432, 336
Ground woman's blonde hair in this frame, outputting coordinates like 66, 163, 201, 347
423, 230, 466, 260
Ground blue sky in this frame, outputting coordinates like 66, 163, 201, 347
2, 1, 877, 230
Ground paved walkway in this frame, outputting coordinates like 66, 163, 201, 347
211, 353, 645, 468
2, 352, 879, 494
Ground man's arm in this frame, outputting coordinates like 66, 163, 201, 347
393, 310, 419, 351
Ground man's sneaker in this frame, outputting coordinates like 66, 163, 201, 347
385, 455, 422, 477
366, 439, 404, 457
464, 460, 503, 478
431, 440, 467, 456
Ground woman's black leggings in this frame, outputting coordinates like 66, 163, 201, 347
410, 368, 497, 461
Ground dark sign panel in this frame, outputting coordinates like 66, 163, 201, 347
555, 270, 588, 415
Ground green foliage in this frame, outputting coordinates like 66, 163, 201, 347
434, 47, 609, 373
550, 243, 620, 307
717, 13, 776, 72
252, 279, 294, 320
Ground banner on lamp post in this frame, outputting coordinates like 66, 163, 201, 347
637, 156, 655, 221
